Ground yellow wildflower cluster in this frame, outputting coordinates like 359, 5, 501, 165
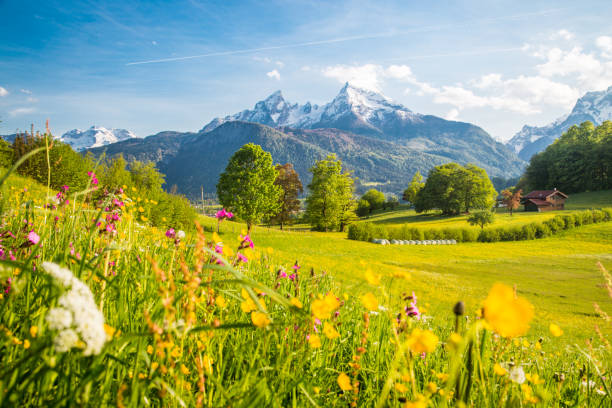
311, 293, 340, 320
406, 328, 438, 354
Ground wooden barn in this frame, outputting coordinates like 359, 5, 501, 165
522, 189, 568, 212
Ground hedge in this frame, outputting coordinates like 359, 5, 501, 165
347, 208, 612, 244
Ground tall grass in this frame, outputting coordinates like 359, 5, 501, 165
0, 171, 610, 406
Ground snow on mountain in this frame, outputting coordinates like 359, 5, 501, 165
507, 85, 612, 160
60, 126, 139, 151
200, 82, 422, 134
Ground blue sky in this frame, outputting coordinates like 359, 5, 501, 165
1, 0, 611, 141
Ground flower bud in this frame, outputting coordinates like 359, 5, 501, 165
453, 301, 465, 316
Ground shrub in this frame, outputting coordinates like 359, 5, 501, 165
478, 228, 500, 243
602, 208, 612, 221
592, 209, 605, 223
534, 222, 551, 238
521, 223, 536, 240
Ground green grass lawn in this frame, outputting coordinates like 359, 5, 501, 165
201, 190, 612, 344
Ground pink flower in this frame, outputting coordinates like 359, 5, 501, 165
165, 228, 176, 239
292, 262, 300, 270
288, 273, 296, 281
236, 253, 248, 263
8, 251, 15, 261
240, 234, 254, 249
215, 209, 234, 220
62, 185, 69, 192
87, 171, 99, 186
278, 270, 287, 278
214, 245, 223, 254
27, 230, 40, 245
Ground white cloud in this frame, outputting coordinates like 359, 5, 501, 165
266, 69, 281, 80
444, 108, 459, 121
20, 89, 32, 94
472, 73, 502, 89
322, 64, 418, 92
535, 46, 612, 91
9, 107, 35, 117
596, 36, 612, 58
275, 61, 285, 68
322, 64, 383, 91
27, 97, 38, 103
0, 86, 8, 97
553, 29, 574, 41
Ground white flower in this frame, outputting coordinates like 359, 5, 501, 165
42, 262, 107, 355
53, 329, 79, 352
46, 307, 73, 330
509, 366, 526, 384
581, 380, 606, 395
177, 230, 186, 239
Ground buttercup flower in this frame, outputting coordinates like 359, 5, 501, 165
482, 283, 534, 338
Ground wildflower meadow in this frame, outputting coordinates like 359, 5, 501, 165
0, 163, 611, 407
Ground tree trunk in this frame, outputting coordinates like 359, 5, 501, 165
247, 222, 252, 235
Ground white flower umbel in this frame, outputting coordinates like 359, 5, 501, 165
43, 262, 107, 356
177, 230, 186, 239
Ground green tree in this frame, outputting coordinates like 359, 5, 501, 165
415, 163, 496, 215
360, 189, 385, 214
356, 199, 370, 217
402, 171, 424, 206
467, 210, 495, 229
270, 163, 303, 230
101, 155, 133, 190
305, 154, 356, 232
217, 143, 282, 233
522, 120, 612, 193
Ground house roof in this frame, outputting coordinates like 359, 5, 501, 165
524, 190, 568, 199
525, 198, 552, 207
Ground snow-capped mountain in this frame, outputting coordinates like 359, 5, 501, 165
60, 126, 139, 151
201, 83, 422, 135
508, 85, 612, 160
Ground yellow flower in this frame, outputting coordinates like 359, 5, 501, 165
360, 292, 378, 311
395, 383, 408, 393
29, 326, 38, 338
147, 345, 154, 354
364, 269, 380, 285
241, 298, 257, 313
251, 311, 271, 328
482, 283, 534, 338
549, 323, 563, 337
406, 328, 438, 354
323, 323, 340, 339
526, 373, 545, 385
313, 386, 320, 395
405, 395, 428, 408
308, 334, 322, 348
104, 324, 117, 339
311, 293, 340, 320
170, 347, 181, 358
448, 332, 462, 350
494, 363, 507, 376
337, 373, 352, 391
266, 247, 274, 255
180, 364, 190, 375
216, 295, 227, 309
23, 339, 31, 349
138, 206, 145, 213
151, 362, 159, 371
427, 382, 437, 393
201, 355, 214, 374
290, 297, 303, 308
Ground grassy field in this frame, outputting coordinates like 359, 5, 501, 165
202, 190, 612, 343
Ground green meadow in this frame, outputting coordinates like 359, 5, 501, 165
204, 189, 612, 344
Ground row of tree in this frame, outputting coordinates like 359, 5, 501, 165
216, 143, 356, 232
519, 120, 612, 193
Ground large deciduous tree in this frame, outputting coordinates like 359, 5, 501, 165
217, 143, 282, 233
305, 154, 356, 232
270, 163, 303, 229
415, 163, 496, 215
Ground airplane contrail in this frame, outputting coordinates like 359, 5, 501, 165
126, 8, 567, 66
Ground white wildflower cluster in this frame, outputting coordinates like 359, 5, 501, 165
43, 262, 107, 355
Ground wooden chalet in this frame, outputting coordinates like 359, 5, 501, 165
521, 189, 568, 212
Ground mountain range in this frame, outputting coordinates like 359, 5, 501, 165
60, 126, 139, 151
88, 83, 524, 198
507, 85, 612, 160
